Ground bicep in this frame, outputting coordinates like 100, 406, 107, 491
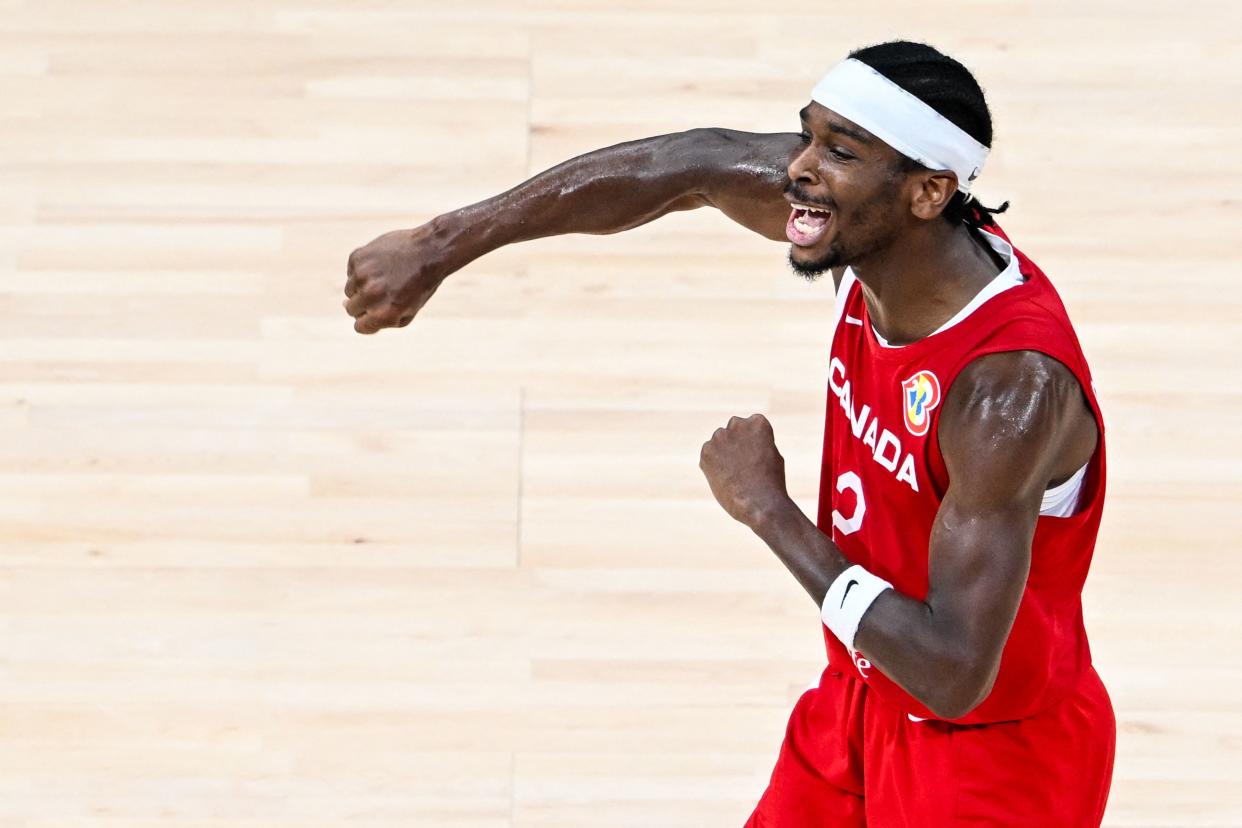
926, 352, 1095, 675
694, 129, 801, 242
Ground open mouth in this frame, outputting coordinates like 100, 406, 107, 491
786, 202, 832, 246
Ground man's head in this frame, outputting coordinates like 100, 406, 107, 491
786, 41, 1002, 280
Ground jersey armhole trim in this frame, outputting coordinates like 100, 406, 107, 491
830, 268, 858, 337
1040, 461, 1088, 518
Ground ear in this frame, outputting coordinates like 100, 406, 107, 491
909, 171, 959, 221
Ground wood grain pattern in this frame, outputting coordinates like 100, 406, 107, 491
2, 1, 1240, 824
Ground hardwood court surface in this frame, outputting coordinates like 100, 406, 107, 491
2, 1, 1240, 825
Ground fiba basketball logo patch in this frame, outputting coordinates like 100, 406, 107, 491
901, 371, 941, 436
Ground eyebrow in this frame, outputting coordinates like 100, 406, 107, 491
827, 121, 875, 145
799, 105, 876, 146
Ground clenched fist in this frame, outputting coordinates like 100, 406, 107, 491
699, 413, 793, 528
343, 219, 454, 335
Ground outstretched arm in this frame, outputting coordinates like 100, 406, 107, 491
698, 351, 1099, 719
344, 128, 800, 334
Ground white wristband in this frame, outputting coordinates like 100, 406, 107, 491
821, 564, 892, 651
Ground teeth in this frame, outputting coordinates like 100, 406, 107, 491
791, 202, 830, 215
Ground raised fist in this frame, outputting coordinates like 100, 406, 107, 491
699, 413, 792, 527
343, 220, 452, 335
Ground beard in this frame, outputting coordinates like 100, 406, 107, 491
787, 242, 846, 282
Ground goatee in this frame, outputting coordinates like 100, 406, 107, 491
788, 247, 841, 282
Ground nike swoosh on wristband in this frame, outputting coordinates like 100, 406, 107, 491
840, 579, 859, 608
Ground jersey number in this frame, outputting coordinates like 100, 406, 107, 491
831, 471, 865, 537
830, 471, 873, 679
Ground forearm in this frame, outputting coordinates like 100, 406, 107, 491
852, 588, 987, 718
751, 496, 851, 604
431, 128, 794, 269
344, 129, 792, 333
429, 130, 709, 267
751, 498, 997, 719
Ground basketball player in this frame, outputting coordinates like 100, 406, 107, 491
343, 41, 1115, 827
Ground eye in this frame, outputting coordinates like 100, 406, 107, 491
829, 147, 855, 161
799, 130, 813, 144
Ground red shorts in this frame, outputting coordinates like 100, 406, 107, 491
744, 665, 1115, 827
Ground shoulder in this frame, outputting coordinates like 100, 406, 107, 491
939, 350, 1097, 496
948, 351, 1083, 425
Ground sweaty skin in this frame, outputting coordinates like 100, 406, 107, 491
347, 104, 1099, 720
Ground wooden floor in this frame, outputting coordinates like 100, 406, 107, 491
3, 1, 1240, 825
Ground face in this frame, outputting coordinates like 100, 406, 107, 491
785, 102, 913, 280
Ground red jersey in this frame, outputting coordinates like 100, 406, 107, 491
815, 225, 1107, 725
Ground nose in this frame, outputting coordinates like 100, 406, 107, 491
787, 143, 821, 188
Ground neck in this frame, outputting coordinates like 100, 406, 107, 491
851, 220, 1003, 346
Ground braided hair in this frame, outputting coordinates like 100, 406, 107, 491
848, 41, 1010, 230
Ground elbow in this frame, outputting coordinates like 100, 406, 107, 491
684, 126, 729, 145
921, 658, 999, 721
673, 127, 727, 161
925, 692, 984, 722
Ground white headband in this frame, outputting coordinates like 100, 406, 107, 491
810, 58, 989, 194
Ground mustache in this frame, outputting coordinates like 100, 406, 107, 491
784, 182, 836, 211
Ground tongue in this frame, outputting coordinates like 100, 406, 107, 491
799, 210, 829, 230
